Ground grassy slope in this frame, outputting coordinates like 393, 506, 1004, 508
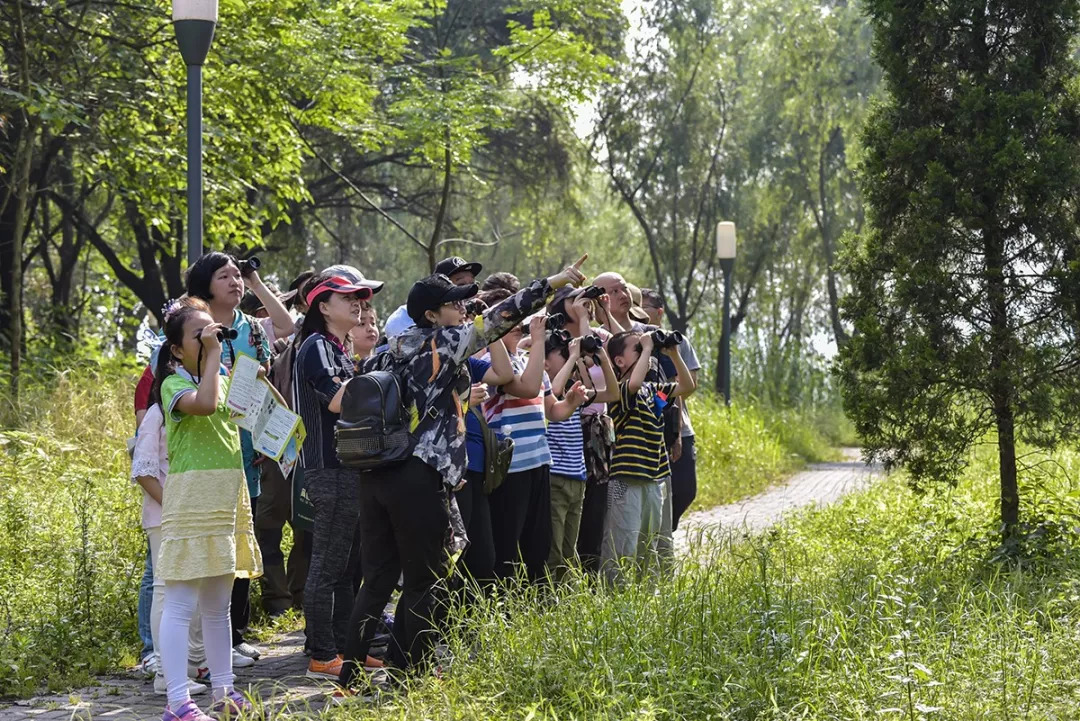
323, 447, 1080, 720
0, 369, 843, 698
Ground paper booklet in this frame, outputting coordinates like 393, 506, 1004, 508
225, 354, 306, 464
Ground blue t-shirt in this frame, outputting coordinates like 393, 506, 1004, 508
465, 357, 491, 474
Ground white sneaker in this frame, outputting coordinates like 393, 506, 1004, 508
154, 674, 208, 696
139, 653, 159, 679
233, 641, 262, 660
231, 648, 256, 668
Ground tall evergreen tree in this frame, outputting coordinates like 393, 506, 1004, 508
839, 0, 1080, 537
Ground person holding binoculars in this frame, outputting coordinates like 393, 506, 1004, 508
184, 251, 297, 666
150, 298, 262, 721
600, 328, 697, 584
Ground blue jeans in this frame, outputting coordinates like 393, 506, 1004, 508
137, 542, 154, 659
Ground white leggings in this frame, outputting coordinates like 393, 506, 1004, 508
160, 574, 234, 709
146, 527, 204, 664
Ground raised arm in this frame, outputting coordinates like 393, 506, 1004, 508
663, 343, 697, 398
594, 346, 621, 404
550, 338, 582, 399
626, 333, 654, 397
546, 380, 588, 422
484, 339, 515, 386
174, 327, 224, 417
503, 316, 547, 398
248, 270, 295, 340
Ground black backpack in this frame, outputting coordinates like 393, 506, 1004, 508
335, 370, 415, 470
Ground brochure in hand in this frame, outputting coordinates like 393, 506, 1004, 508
225, 354, 306, 474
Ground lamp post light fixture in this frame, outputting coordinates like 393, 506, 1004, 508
172, 0, 218, 267
716, 221, 737, 406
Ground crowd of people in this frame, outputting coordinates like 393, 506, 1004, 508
128, 251, 703, 721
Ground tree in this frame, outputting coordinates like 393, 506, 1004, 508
594, 0, 731, 335
838, 0, 1080, 538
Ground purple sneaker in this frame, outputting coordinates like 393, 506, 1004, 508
163, 700, 214, 721
211, 690, 252, 719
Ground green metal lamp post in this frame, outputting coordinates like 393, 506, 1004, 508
716, 221, 737, 405
172, 0, 218, 267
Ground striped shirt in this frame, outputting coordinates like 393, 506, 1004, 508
547, 407, 586, 480
485, 354, 552, 473
608, 380, 677, 482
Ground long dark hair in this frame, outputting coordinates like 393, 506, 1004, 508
150, 298, 210, 407
186, 252, 239, 302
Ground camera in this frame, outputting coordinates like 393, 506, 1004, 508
580, 335, 603, 354
652, 329, 683, 349
198, 327, 239, 342
579, 285, 605, 300
545, 313, 567, 330
239, 256, 261, 277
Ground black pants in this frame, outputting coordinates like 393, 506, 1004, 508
231, 495, 256, 646
488, 465, 551, 582
340, 457, 449, 685
454, 469, 496, 585
304, 467, 362, 662
670, 435, 698, 531
576, 480, 608, 572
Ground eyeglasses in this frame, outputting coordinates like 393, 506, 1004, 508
442, 300, 465, 311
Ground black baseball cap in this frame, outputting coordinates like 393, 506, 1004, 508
434, 256, 483, 280
407, 273, 479, 325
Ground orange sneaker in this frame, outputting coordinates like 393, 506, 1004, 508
364, 655, 384, 669
306, 656, 344, 680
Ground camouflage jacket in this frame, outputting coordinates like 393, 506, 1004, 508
359, 277, 554, 489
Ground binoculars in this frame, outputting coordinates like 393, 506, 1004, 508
197, 327, 239, 343
547, 328, 573, 346
545, 313, 567, 330
579, 285, 605, 300
651, 329, 683, 349
464, 298, 487, 316
580, 335, 603, 354
239, 256, 261, 277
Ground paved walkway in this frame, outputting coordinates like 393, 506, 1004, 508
675, 449, 881, 547
0, 450, 880, 721
0, 631, 331, 721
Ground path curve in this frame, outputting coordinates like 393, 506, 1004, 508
675, 448, 881, 546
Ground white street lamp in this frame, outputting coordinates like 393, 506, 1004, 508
716, 221, 737, 405
172, 0, 218, 267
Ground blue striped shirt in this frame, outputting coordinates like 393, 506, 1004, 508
547, 407, 586, 480
484, 354, 552, 473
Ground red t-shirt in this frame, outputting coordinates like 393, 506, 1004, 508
134, 365, 154, 413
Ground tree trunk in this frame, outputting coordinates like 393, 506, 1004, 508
8, 121, 36, 401
985, 226, 1018, 534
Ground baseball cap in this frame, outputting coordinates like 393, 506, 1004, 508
407, 273, 479, 325
322, 264, 385, 294
434, 256, 483, 280
304, 276, 375, 309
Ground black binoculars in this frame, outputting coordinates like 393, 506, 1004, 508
579, 285, 605, 300
545, 313, 567, 330
198, 327, 239, 343
652, 329, 683, 349
580, 335, 603, 354
464, 298, 487, 316
239, 256, 261, 277
547, 329, 573, 346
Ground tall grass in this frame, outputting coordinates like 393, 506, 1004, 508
0, 366, 144, 696
0, 368, 844, 698
691, 394, 846, 509
318, 446, 1080, 721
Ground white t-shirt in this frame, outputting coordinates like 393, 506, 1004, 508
130, 404, 168, 529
